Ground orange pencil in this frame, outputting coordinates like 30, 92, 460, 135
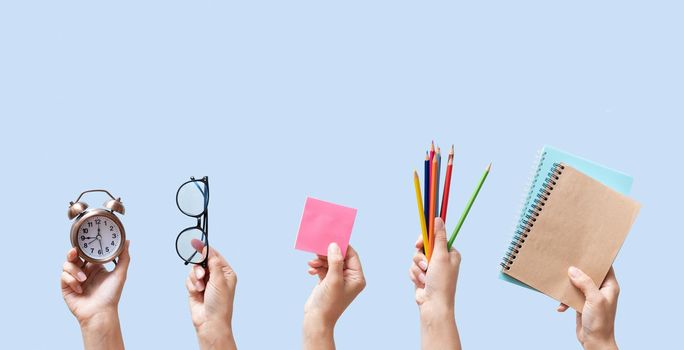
428, 155, 438, 261
440, 145, 454, 223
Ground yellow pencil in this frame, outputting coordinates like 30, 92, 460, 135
413, 170, 431, 259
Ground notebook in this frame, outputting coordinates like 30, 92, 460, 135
500, 146, 634, 289
500, 162, 640, 310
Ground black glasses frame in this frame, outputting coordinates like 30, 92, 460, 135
175, 176, 209, 267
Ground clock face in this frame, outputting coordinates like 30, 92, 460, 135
76, 215, 122, 260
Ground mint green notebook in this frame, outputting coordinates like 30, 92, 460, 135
499, 146, 633, 288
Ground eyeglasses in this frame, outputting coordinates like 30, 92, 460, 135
175, 176, 209, 267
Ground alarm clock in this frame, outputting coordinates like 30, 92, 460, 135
68, 189, 126, 265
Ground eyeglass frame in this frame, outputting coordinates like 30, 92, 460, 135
175, 176, 209, 267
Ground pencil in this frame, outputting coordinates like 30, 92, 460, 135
424, 152, 430, 228
440, 145, 454, 223
435, 147, 441, 218
447, 162, 491, 250
413, 171, 431, 259
428, 156, 438, 260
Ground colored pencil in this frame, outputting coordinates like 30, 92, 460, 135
435, 147, 441, 218
424, 152, 430, 228
428, 156, 438, 260
448, 163, 491, 250
440, 145, 454, 223
413, 171, 431, 260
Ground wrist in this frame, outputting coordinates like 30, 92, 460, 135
303, 311, 335, 337
302, 313, 335, 350
582, 336, 618, 350
196, 320, 234, 346
79, 308, 120, 332
79, 309, 124, 350
419, 300, 455, 322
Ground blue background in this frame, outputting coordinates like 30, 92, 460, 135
1, 1, 682, 348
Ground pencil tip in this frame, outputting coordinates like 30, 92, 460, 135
487, 162, 492, 171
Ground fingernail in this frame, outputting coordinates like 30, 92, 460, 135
418, 273, 426, 283
194, 268, 203, 279
75, 285, 83, 294
330, 242, 341, 254
77, 272, 87, 282
568, 266, 580, 278
418, 260, 428, 271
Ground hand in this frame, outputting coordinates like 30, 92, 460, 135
557, 266, 619, 350
60, 240, 130, 350
186, 240, 237, 350
408, 218, 461, 350
303, 243, 366, 350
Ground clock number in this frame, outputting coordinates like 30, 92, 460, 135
104, 221, 108, 226
90, 248, 94, 254
82, 228, 88, 234
105, 247, 110, 253
80, 235, 85, 240
95, 219, 101, 225
112, 233, 117, 239
87, 222, 93, 227
83, 243, 88, 248
110, 226, 114, 231
111, 241, 116, 246
98, 249, 102, 255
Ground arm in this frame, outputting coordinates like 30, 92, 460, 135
185, 240, 238, 350
303, 243, 366, 350
61, 240, 131, 350
409, 218, 462, 350
557, 267, 620, 350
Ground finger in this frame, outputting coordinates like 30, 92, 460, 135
412, 253, 428, 272
66, 248, 83, 264
344, 245, 363, 272
114, 240, 131, 277
409, 265, 425, 288
448, 248, 462, 266
568, 266, 601, 303
557, 303, 569, 312
190, 265, 205, 292
308, 259, 327, 268
191, 238, 205, 252
415, 235, 424, 250
61, 271, 83, 294
186, 276, 204, 305
432, 218, 448, 258
325, 242, 344, 284
63, 260, 87, 282
309, 266, 327, 280
600, 266, 620, 300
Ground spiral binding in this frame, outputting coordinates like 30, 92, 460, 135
500, 162, 565, 270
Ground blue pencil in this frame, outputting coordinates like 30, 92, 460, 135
424, 151, 430, 227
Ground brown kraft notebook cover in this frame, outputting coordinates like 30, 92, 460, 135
503, 163, 640, 310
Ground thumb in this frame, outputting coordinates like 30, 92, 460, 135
325, 242, 344, 284
568, 266, 600, 303
114, 240, 131, 276
432, 218, 448, 257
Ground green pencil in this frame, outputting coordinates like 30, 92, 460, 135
447, 162, 491, 250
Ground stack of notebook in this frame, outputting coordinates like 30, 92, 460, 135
500, 146, 641, 310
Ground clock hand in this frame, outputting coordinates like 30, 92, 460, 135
98, 239, 104, 254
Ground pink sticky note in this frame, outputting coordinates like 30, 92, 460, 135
295, 197, 357, 257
